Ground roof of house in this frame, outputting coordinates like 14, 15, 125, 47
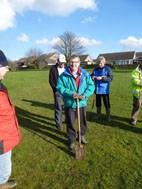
36, 52, 58, 64
17, 56, 36, 64
98, 51, 135, 61
136, 52, 142, 58
79, 55, 90, 62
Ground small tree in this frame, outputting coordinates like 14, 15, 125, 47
9, 61, 18, 71
25, 48, 43, 69
53, 31, 86, 63
25, 48, 43, 57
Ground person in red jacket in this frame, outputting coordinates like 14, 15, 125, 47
0, 50, 20, 188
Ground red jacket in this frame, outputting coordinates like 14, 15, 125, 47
0, 89, 20, 154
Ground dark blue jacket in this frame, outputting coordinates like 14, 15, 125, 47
91, 65, 113, 94
0, 50, 8, 90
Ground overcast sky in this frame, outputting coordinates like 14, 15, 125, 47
0, 0, 142, 60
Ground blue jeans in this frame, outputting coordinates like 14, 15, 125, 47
0, 150, 12, 184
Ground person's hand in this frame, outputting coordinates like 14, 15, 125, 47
102, 76, 107, 80
78, 95, 85, 100
73, 93, 78, 99
92, 76, 97, 80
96, 76, 102, 80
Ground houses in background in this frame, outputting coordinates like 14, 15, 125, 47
11, 50, 142, 70
15, 53, 94, 69
36, 52, 58, 69
98, 51, 136, 65
79, 54, 93, 65
97, 51, 142, 65
16, 52, 58, 69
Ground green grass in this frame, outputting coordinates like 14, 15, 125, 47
3, 69, 142, 189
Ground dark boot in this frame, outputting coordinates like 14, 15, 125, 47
81, 136, 88, 144
130, 119, 137, 126
96, 107, 101, 119
69, 142, 75, 151
106, 108, 111, 122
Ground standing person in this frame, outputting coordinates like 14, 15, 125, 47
91, 56, 113, 121
49, 54, 66, 130
130, 59, 142, 126
56, 55, 94, 150
0, 50, 20, 188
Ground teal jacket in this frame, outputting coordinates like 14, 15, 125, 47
56, 67, 95, 108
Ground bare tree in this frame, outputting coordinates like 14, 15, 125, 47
53, 31, 86, 63
25, 48, 43, 57
25, 48, 43, 69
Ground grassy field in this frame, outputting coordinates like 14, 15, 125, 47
3, 69, 142, 189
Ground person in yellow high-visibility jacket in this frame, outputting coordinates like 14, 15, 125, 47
130, 60, 142, 125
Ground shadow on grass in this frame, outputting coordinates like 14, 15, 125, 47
22, 99, 54, 110
16, 106, 74, 157
86, 111, 142, 134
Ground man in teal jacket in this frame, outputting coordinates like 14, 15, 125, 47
130, 59, 142, 125
56, 55, 95, 150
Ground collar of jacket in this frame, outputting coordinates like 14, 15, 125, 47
96, 65, 107, 70
63, 67, 88, 77
136, 66, 142, 75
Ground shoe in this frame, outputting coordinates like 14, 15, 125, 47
130, 120, 137, 126
56, 126, 62, 131
69, 142, 75, 150
107, 116, 111, 122
0, 179, 17, 189
81, 136, 88, 144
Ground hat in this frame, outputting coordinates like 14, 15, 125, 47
58, 54, 66, 63
0, 50, 8, 68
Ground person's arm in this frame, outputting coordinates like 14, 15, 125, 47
90, 68, 97, 81
132, 70, 142, 86
49, 67, 56, 92
102, 67, 113, 82
56, 75, 75, 98
82, 75, 95, 98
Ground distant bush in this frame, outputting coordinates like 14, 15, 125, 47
9, 61, 18, 71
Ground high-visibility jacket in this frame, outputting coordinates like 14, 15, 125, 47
131, 67, 142, 98
0, 89, 20, 154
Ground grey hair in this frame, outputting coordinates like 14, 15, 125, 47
70, 55, 80, 61
97, 56, 105, 63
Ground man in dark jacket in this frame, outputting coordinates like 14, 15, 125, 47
91, 56, 113, 121
49, 54, 66, 130
0, 50, 20, 188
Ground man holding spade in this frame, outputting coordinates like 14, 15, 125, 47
56, 55, 94, 150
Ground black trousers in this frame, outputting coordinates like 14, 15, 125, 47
54, 91, 63, 128
96, 94, 110, 109
65, 107, 87, 144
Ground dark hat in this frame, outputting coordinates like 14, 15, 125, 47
0, 50, 8, 68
